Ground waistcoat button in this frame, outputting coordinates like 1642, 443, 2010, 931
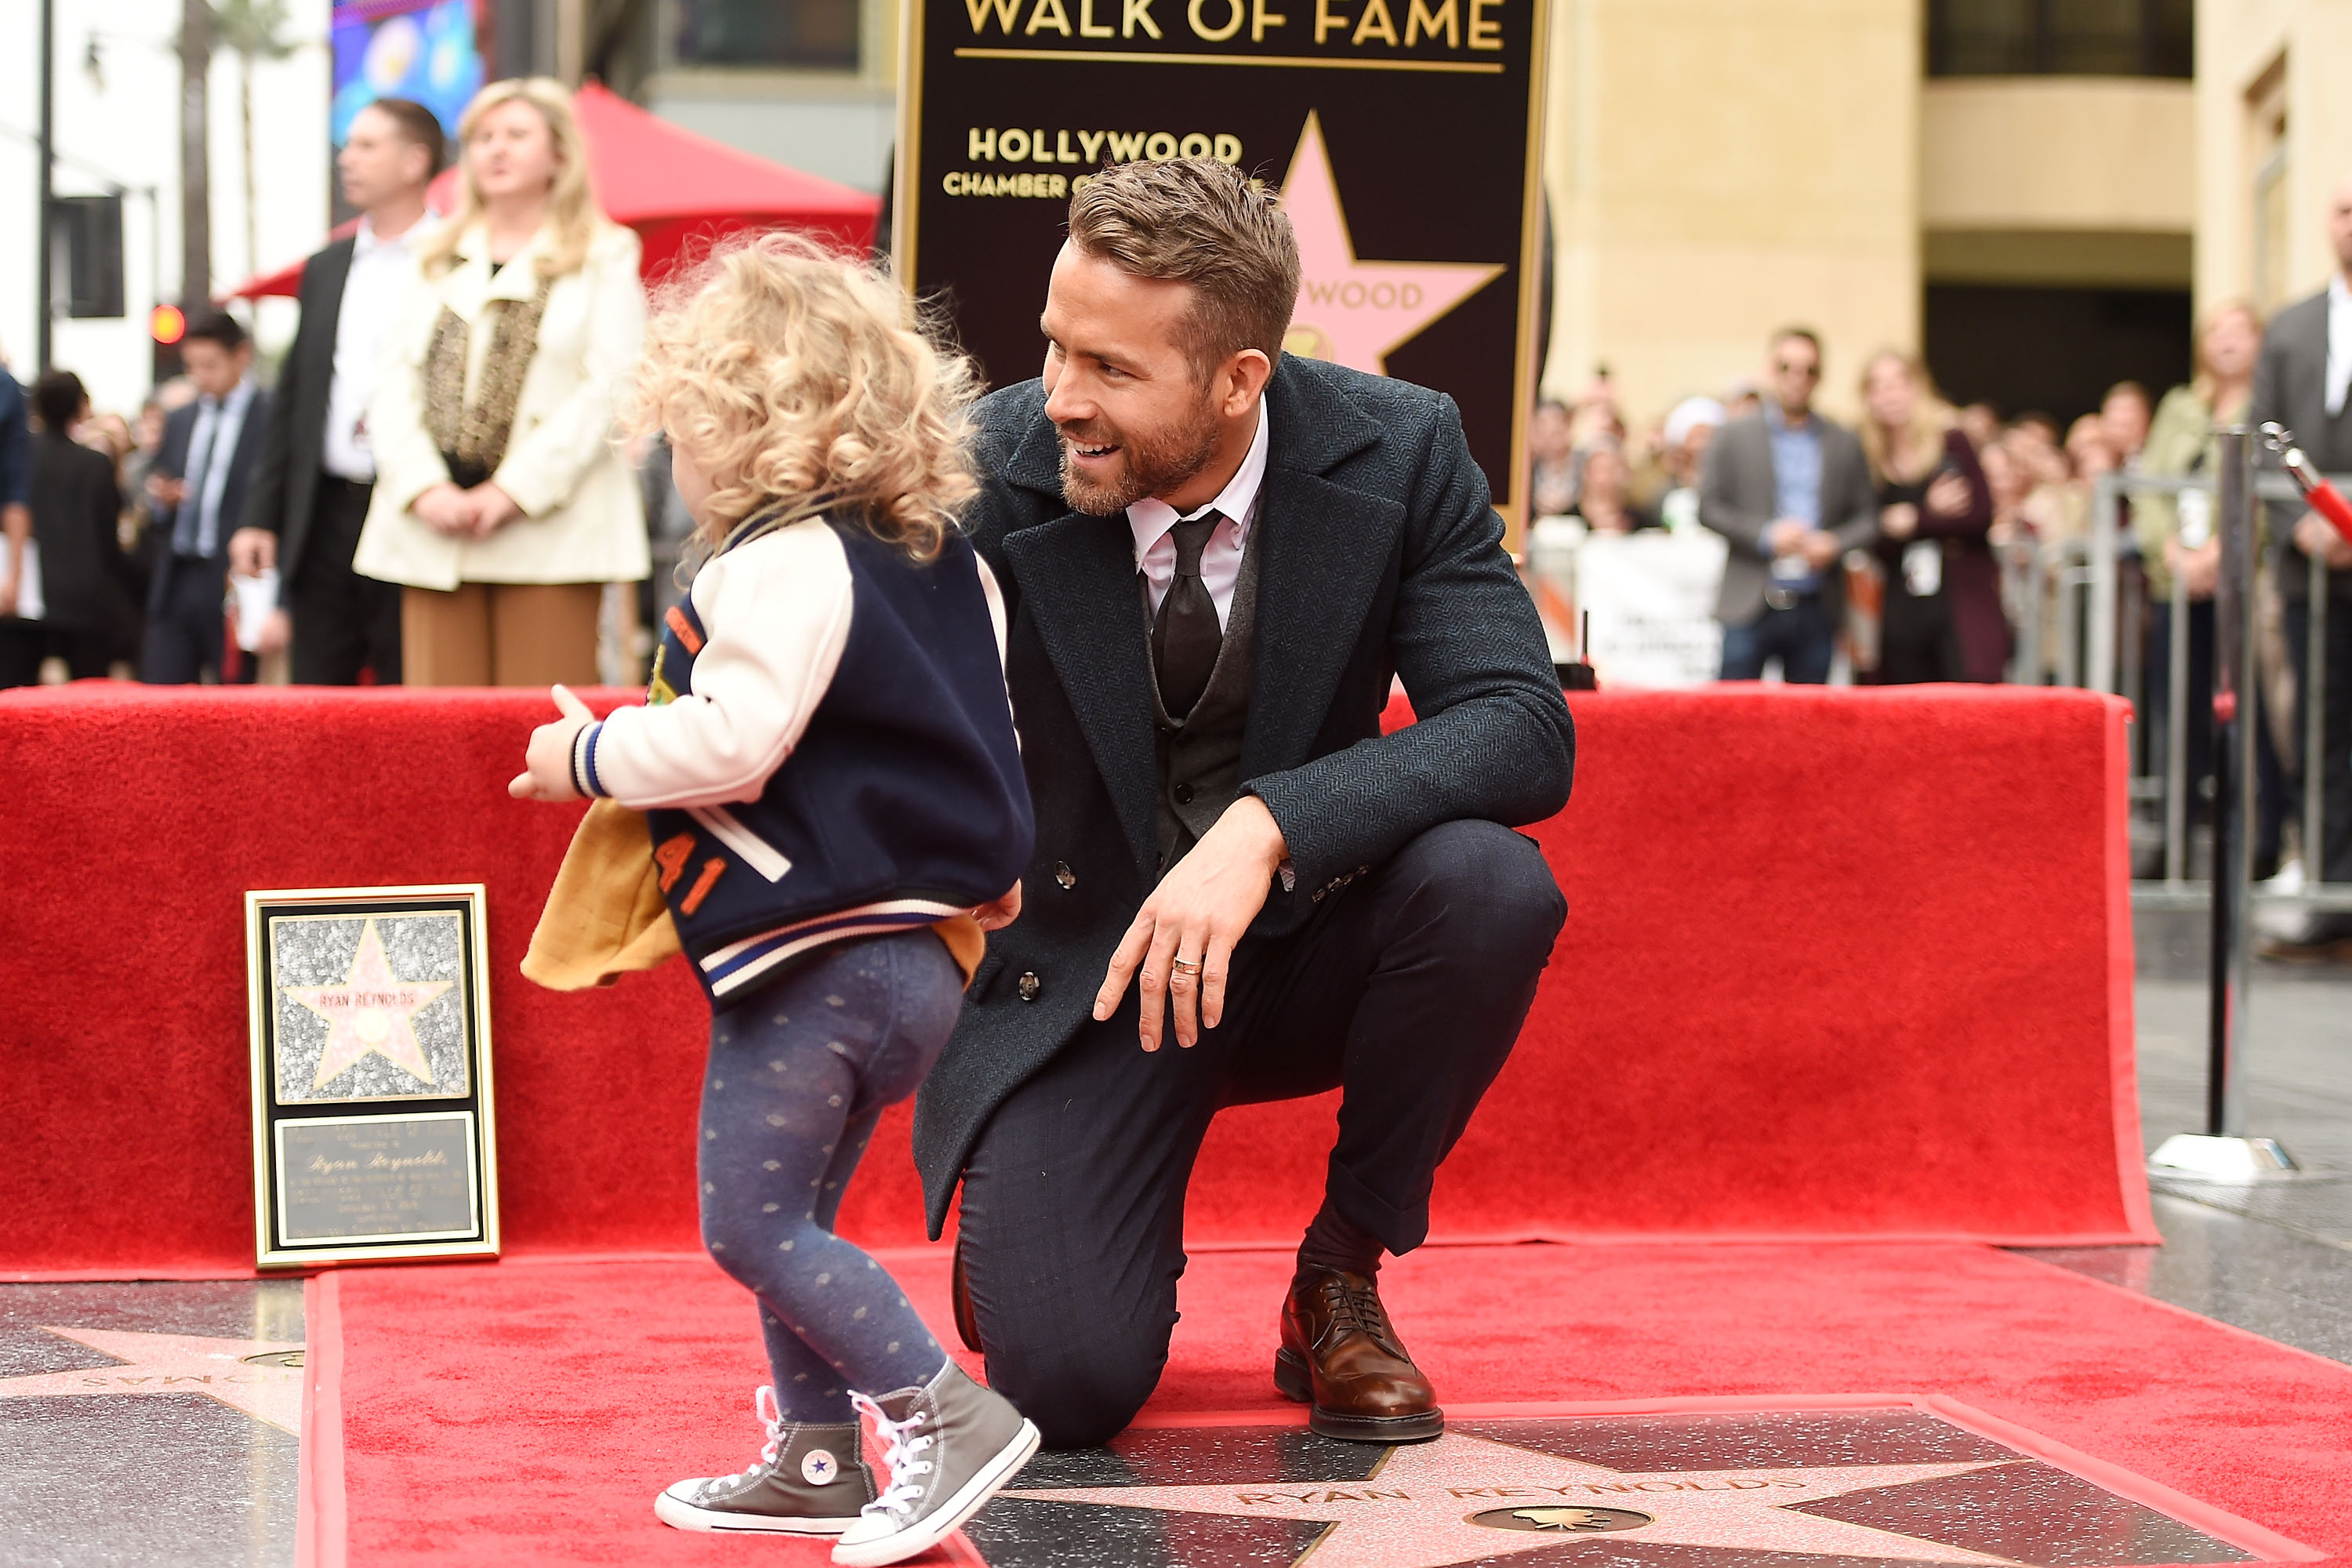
1017, 971, 1041, 1002
1173, 782, 1195, 805
1054, 861, 1075, 890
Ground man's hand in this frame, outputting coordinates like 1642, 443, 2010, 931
974, 881, 1023, 932
146, 473, 187, 509
228, 527, 277, 578
1765, 518, 1809, 556
415, 484, 477, 537
2293, 508, 2352, 571
508, 685, 596, 802
1094, 795, 1288, 1051
464, 483, 523, 539
1798, 529, 1841, 570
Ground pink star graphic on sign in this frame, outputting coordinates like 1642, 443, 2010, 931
286, 918, 452, 1090
1278, 111, 1505, 376
0, 1327, 303, 1435
1008, 1430, 2025, 1568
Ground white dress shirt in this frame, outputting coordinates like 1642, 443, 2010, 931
322, 215, 434, 481
1127, 394, 1272, 630
2328, 274, 2352, 419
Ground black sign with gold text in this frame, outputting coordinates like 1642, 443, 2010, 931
895, 0, 1548, 517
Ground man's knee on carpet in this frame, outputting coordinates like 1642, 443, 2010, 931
982, 1316, 1167, 1449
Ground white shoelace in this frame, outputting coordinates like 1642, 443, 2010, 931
852, 1390, 935, 1519
687, 1386, 793, 1503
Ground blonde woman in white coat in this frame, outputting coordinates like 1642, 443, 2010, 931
358, 77, 648, 686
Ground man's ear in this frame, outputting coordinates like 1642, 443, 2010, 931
1221, 349, 1273, 418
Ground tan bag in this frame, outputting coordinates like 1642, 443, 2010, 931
521, 799, 682, 990
522, 799, 993, 993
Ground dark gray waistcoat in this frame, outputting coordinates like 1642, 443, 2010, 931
1148, 521, 1263, 874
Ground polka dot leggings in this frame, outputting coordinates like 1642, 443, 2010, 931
697, 929, 960, 1424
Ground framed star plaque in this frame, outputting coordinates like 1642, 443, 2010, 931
894, 0, 1548, 529
244, 884, 500, 1268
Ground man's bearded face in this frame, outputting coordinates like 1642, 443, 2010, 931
1055, 377, 1223, 517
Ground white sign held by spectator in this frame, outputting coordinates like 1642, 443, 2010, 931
1573, 531, 1728, 688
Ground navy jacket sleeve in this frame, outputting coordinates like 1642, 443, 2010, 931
1246, 394, 1573, 893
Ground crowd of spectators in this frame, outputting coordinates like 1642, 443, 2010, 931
1525, 330, 2181, 690
0, 78, 646, 692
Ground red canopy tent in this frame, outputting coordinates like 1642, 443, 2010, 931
225, 82, 880, 299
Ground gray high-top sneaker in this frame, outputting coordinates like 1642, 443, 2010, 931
831, 1360, 1040, 1566
655, 1386, 875, 1535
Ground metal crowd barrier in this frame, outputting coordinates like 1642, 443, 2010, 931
2001, 469, 2351, 915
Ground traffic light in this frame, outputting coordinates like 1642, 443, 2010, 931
151, 302, 185, 383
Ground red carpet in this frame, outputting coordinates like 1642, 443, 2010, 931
1, 681, 2147, 1279
308, 1242, 2352, 1567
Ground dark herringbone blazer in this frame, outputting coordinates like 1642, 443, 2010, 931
910, 354, 1576, 1235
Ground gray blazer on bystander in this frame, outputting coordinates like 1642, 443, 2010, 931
1697, 402, 1879, 626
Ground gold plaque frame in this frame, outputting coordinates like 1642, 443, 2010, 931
245, 883, 500, 1268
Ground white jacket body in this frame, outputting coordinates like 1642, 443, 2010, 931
357, 220, 650, 590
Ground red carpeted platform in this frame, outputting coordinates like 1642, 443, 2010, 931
0, 680, 2150, 1278
303, 1243, 2352, 1567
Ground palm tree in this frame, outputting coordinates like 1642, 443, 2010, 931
178, 0, 209, 310
211, 0, 294, 281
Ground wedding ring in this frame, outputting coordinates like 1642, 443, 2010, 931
1171, 956, 1203, 975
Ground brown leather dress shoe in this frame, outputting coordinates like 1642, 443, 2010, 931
1275, 1268, 1443, 1443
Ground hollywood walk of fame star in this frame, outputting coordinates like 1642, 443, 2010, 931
1007, 1429, 2031, 1568
286, 918, 453, 1090
1277, 111, 1507, 376
0, 1327, 304, 1435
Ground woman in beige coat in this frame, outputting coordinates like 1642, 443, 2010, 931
358, 77, 648, 686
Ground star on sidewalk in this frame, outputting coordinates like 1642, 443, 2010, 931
286, 917, 452, 1090
0, 1327, 303, 1435
1277, 111, 1506, 376
1007, 1429, 2027, 1568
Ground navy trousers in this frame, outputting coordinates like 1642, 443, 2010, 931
954, 818, 1566, 1447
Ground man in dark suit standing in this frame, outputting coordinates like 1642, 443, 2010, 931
143, 313, 268, 684
915, 160, 1573, 1450
230, 98, 443, 684
2251, 170, 2352, 960
1698, 328, 1878, 683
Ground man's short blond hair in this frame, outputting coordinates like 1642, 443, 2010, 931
1066, 158, 1301, 377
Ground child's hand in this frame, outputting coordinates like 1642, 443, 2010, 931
509, 685, 597, 802
974, 880, 1022, 931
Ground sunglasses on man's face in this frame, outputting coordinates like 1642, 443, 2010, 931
1776, 361, 1820, 378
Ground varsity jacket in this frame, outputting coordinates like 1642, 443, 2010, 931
573, 512, 1032, 1001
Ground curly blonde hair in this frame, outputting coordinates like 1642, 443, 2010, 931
630, 234, 979, 559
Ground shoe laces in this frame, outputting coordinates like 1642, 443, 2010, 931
1319, 1276, 1403, 1354
852, 1389, 935, 1519
750, 1385, 788, 1472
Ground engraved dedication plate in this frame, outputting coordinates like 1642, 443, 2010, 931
276, 1112, 480, 1245
246, 885, 499, 1267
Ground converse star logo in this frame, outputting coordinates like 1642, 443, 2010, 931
802, 1448, 840, 1486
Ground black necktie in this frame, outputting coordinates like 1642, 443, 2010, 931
1152, 513, 1223, 720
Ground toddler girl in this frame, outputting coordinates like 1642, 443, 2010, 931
510, 234, 1036, 1565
